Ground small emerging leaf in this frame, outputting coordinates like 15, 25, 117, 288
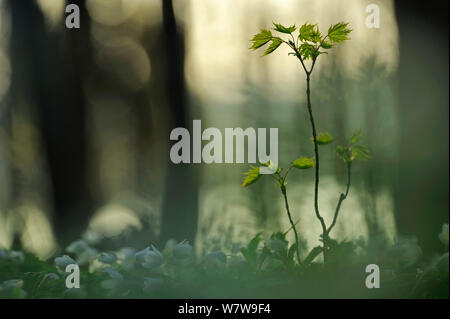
352, 145, 372, 161
350, 128, 362, 144
299, 23, 321, 43
273, 22, 296, 34
337, 145, 351, 163
249, 29, 272, 50
264, 37, 283, 56
299, 43, 316, 60
321, 40, 333, 49
314, 132, 334, 145
293, 157, 315, 169
241, 166, 261, 187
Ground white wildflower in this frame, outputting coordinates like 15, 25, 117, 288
66, 240, 89, 256
116, 247, 136, 268
101, 268, 127, 296
136, 245, 163, 269
82, 229, 102, 246
173, 240, 193, 259
76, 247, 99, 266
98, 252, 117, 265
54, 255, 77, 272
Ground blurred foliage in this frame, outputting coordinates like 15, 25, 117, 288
0, 225, 448, 298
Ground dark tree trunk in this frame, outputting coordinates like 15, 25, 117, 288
394, 0, 449, 253
159, 0, 198, 244
8, 0, 95, 245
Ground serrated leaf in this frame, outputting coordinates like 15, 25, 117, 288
263, 37, 283, 56
241, 166, 261, 187
352, 145, 372, 161
299, 43, 316, 60
350, 128, 362, 144
299, 23, 321, 43
314, 51, 328, 58
249, 29, 272, 50
327, 22, 351, 43
273, 22, 296, 34
293, 157, 315, 169
314, 132, 334, 145
321, 40, 333, 49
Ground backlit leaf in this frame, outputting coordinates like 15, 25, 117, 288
293, 157, 315, 169
249, 29, 273, 50
321, 40, 333, 49
352, 145, 372, 161
299, 23, 321, 42
315, 132, 334, 145
327, 22, 352, 43
241, 166, 261, 187
263, 37, 283, 56
299, 43, 316, 60
273, 22, 296, 34
350, 128, 362, 144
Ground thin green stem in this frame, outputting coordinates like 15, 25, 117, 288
283, 165, 294, 180
327, 162, 352, 235
306, 73, 328, 262
280, 184, 301, 265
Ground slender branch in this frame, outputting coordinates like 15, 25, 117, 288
290, 44, 309, 75
280, 184, 301, 265
305, 73, 328, 262
283, 165, 294, 180
327, 162, 352, 235
309, 35, 329, 74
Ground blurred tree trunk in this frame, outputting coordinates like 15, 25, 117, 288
394, 0, 449, 253
8, 0, 94, 246
159, 0, 199, 244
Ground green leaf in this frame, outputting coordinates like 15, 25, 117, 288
293, 157, 315, 169
241, 166, 261, 187
287, 243, 298, 261
273, 22, 296, 34
315, 132, 334, 145
352, 145, 372, 161
249, 29, 272, 50
327, 22, 351, 43
299, 23, 321, 43
350, 128, 362, 144
321, 40, 333, 49
336, 145, 346, 156
299, 43, 316, 60
314, 51, 328, 59
303, 246, 323, 265
248, 232, 263, 253
263, 37, 283, 56
241, 232, 263, 268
